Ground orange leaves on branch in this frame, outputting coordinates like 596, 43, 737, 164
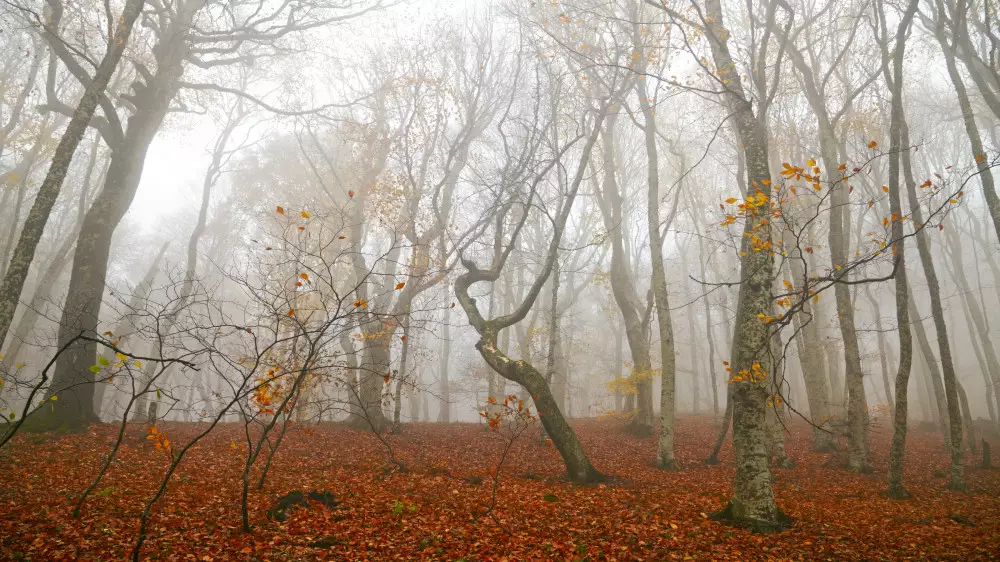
146, 426, 171, 453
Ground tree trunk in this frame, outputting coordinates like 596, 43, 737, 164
942, 227, 1000, 429
865, 286, 895, 417
437, 300, 451, 423
392, 321, 410, 427
956, 276, 998, 428
30, 0, 201, 431
899, 118, 965, 489
0, 0, 145, 350
595, 113, 654, 435
884, 0, 920, 499
786, 254, 836, 450
698, 233, 720, 422
636, 79, 678, 468
933, 0, 1000, 246
907, 292, 950, 429
701, 0, 787, 529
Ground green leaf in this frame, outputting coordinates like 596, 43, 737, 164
156, 388, 161, 400
89, 365, 102, 373
97, 356, 111, 366
8, 411, 15, 420
543, 493, 559, 502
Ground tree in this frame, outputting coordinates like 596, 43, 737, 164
26, 0, 387, 430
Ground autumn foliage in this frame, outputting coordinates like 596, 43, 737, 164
0, 417, 997, 560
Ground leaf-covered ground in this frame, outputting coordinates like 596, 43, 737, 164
1, 416, 997, 561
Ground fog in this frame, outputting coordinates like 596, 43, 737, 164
1, 0, 999, 558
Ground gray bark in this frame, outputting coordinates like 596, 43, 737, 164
0, 0, 145, 352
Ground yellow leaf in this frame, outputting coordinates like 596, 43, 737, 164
806, 158, 816, 167
134, 360, 142, 368
50, 395, 57, 401
301, 210, 310, 218
15, 363, 24, 369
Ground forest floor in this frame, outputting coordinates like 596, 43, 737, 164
0, 415, 998, 561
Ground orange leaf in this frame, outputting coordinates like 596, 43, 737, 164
868, 140, 878, 149
288, 309, 295, 317
882, 186, 889, 193
395, 282, 405, 290
300, 272, 309, 280
725, 198, 737, 204
348, 190, 355, 198
276, 206, 285, 214
301, 210, 310, 218
838, 163, 847, 171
